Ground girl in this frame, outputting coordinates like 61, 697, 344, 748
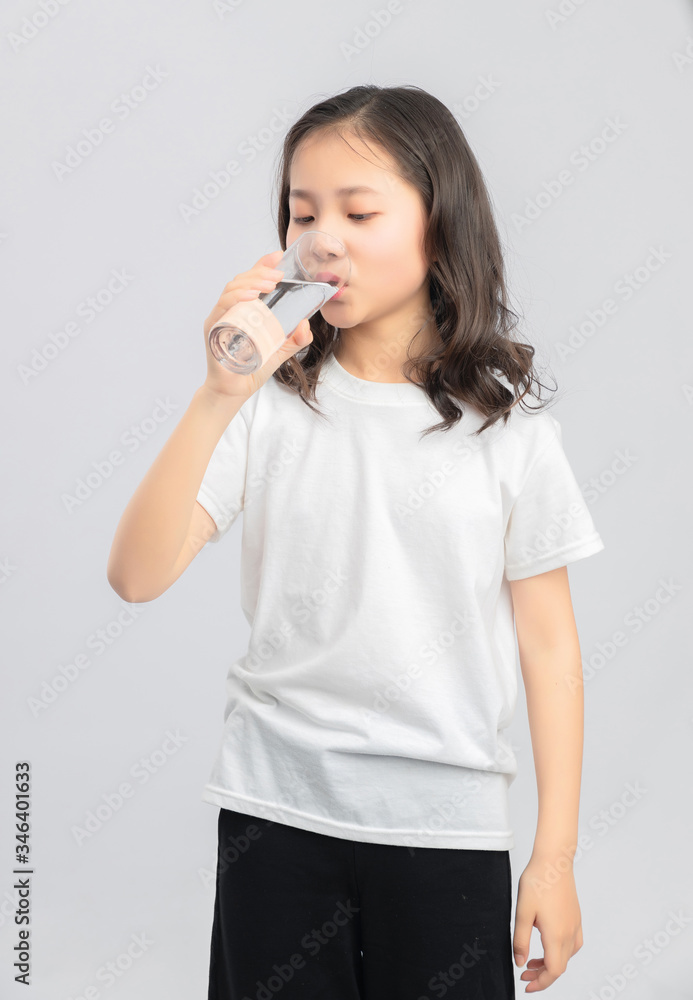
108, 85, 605, 999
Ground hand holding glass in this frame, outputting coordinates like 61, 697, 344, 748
208, 231, 351, 374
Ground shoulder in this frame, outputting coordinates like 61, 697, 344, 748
492, 403, 561, 457
471, 403, 562, 490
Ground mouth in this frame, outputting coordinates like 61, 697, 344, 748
315, 271, 348, 300
315, 271, 342, 285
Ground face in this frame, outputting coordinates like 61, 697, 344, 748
286, 131, 433, 332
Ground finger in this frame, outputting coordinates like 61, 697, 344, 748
522, 949, 564, 991
268, 319, 307, 356
258, 250, 284, 268
283, 318, 311, 345
222, 274, 281, 295
222, 265, 284, 292
524, 967, 558, 991
294, 318, 313, 343
513, 923, 533, 968
520, 959, 545, 982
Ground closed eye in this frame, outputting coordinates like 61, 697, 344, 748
292, 214, 375, 224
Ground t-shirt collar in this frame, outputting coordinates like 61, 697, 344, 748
319, 353, 432, 406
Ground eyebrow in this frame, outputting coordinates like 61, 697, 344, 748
288, 185, 382, 199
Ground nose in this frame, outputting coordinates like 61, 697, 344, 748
290, 215, 348, 256
311, 232, 350, 281
313, 233, 347, 259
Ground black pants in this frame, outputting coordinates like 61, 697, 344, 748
208, 807, 515, 1000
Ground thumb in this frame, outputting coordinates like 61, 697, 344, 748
261, 318, 312, 375
513, 917, 532, 967
283, 317, 313, 355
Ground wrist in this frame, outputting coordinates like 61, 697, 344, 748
195, 383, 247, 415
530, 840, 578, 867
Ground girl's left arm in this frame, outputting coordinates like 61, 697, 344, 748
508, 565, 585, 993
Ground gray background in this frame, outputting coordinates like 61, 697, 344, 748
2, 0, 692, 996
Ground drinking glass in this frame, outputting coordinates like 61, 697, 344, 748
208, 231, 351, 374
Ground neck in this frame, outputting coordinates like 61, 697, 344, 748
334, 316, 436, 384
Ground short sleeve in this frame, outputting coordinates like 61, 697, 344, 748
196, 409, 250, 544
504, 416, 605, 580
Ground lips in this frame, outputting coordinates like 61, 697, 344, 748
315, 271, 345, 287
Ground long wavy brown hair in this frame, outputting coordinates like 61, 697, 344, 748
269, 84, 557, 438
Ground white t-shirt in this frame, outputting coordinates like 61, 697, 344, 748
196, 353, 605, 850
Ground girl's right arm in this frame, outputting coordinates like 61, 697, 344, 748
106, 251, 312, 604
